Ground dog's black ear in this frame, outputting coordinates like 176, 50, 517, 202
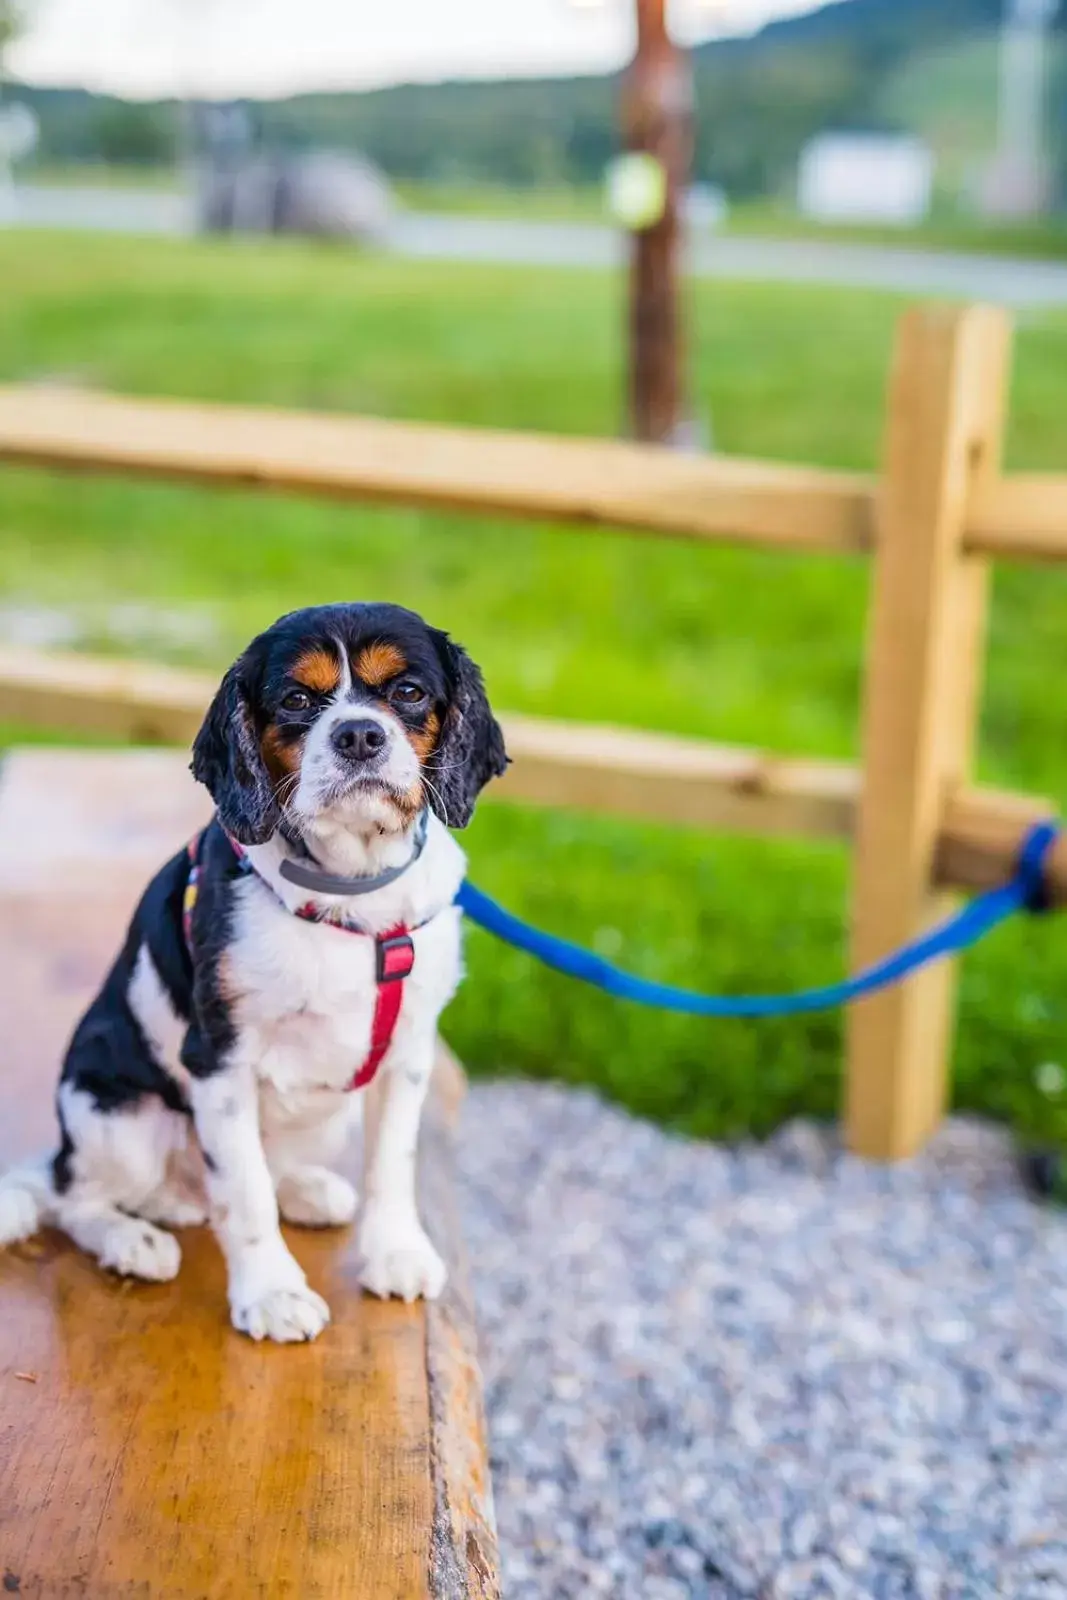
191, 653, 280, 845
429, 635, 508, 829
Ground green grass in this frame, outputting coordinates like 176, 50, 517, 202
727, 200, 1067, 263
3, 228, 1067, 1149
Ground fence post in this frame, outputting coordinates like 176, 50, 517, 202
844, 304, 1012, 1160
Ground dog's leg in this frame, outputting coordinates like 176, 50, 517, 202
138, 1175, 209, 1228
266, 1098, 360, 1229
60, 1201, 183, 1281
358, 1028, 446, 1303
187, 1058, 330, 1343
51, 1088, 183, 1282
135, 1134, 210, 1228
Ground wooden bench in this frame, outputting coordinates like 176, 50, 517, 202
0, 749, 500, 1599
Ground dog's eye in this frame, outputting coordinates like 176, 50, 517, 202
281, 689, 311, 713
391, 681, 427, 707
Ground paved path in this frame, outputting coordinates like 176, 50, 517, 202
393, 213, 1067, 308
2, 183, 193, 235
7, 185, 1067, 308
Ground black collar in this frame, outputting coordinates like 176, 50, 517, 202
276, 808, 430, 897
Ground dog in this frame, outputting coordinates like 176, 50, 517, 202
0, 602, 507, 1342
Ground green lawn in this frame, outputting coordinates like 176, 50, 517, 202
726, 201, 1067, 264
2, 228, 1067, 1151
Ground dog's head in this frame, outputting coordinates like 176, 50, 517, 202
191, 603, 508, 845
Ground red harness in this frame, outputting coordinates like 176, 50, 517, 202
183, 830, 417, 1091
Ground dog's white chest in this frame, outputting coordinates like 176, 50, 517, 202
228, 880, 462, 1100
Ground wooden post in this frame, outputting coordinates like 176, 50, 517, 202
620, 0, 693, 444
845, 305, 1013, 1160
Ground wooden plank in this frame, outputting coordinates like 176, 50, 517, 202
0, 646, 213, 746
0, 746, 211, 894
4, 734, 1060, 911
4, 674, 1064, 892
845, 305, 1013, 1161
497, 713, 858, 838
420, 1045, 501, 1600
0, 658, 861, 841
967, 474, 1067, 563
935, 784, 1067, 902
0, 385, 876, 553
0, 753, 499, 1599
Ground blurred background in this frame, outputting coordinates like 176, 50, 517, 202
2, 0, 1067, 1153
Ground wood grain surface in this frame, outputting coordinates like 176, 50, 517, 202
0, 384, 875, 553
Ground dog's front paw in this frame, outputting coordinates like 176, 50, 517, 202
358, 1211, 447, 1303
99, 1218, 182, 1282
231, 1282, 331, 1343
276, 1167, 358, 1229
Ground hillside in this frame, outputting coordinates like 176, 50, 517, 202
12, 0, 1061, 201
877, 30, 1067, 201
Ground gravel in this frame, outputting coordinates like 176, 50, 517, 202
456, 1083, 1067, 1600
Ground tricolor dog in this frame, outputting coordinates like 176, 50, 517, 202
0, 603, 507, 1343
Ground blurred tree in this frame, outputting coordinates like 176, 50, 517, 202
0, 0, 21, 61
93, 100, 177, 165
0, 0, 27, 83
0, 0, 29, 197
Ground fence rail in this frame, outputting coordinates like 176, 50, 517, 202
2, 303, 1066, 1158
1, 642, 1064, 902
0, 386, 875, 553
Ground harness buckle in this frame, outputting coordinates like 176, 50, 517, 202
376, 932, 415, 984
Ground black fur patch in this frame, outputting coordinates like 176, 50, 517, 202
428, 635, 509, 828
58, 846, 193, 1117
182, 821, 243, 1079
52, 1119, 75, 1195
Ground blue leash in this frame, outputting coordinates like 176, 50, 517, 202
456, 821, 1060, 1019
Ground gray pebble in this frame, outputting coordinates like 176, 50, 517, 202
458, 1084, 1067, 1599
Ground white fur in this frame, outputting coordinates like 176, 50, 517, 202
0, 1160, 55, 1245
289, 662, 422, 838
360, 1015, 447, 1302
129, 944, 193, 1100
48, 1082, 190, 1279
199, 810, 463, 1332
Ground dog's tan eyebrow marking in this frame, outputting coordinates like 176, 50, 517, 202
407, 709, 440, 762
355, 641, 407, 688
261, 723, 300, 779
292, 647, 341, 694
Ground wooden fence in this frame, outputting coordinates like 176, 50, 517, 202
2, 303, 1066, 1161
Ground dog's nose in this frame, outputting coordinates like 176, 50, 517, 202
331, 719, 388, 763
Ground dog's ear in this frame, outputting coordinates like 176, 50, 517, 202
429, 634, 508, 829
191, 653, 280, 845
